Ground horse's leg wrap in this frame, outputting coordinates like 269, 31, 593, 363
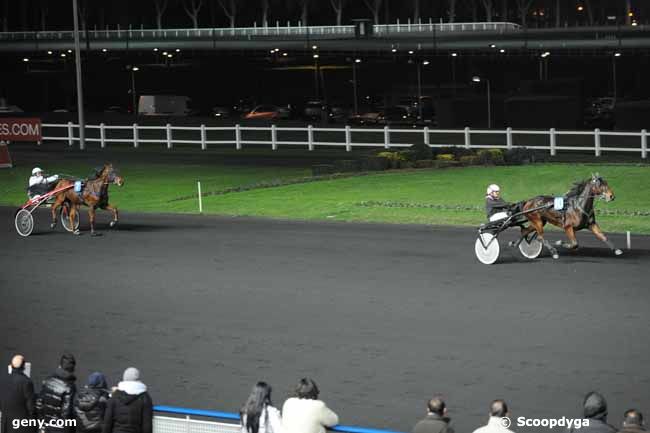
543, 239, 560, 259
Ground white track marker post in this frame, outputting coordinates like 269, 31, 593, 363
627, 231, 631, 250
197, 181, 203, 213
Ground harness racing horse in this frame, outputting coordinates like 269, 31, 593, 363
50, 163, 124, 236
519, 174, 622, 259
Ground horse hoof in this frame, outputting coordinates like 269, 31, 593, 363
50, 223, 56, 230
554, 240, 563, 246
90, 232, 103, 237
552, 253, 560, 259
615, 249, 623, 256
73, 230, 81, 236
109, 221, 117, 228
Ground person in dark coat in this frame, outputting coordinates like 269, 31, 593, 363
36, 354, 77, 433
102, 368, 153, 433
0, 355, 36, 433
412, 396, 454, 433
566, 392, 617, 433
73, 373, 109, 433
616, 410, 645, 433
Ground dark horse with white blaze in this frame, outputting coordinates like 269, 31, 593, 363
50, 163, 124, 235
519, 174, 622, 259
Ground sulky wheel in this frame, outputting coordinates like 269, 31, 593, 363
15, 209, 34, 237
61, 205, 80, 233
518, 232, 543, 259
475, 232, 500, 265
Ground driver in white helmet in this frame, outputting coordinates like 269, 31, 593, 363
485, 184, 512, 221
28, 167, 59, 198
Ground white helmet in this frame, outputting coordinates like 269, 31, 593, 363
32, 167, 43, 175
486, 184, 500, 195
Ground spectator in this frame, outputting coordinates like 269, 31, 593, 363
281, 378, 338, 433
102, 368, 153, 433
36, 353, 77, 433
240, 382, 283, 433
569, 392, 616, 433
74, 373, 110, 433
616, 410, 645, 433
472, 400, 515, 433
412, 396, 455, 433
0, 355, 36, 433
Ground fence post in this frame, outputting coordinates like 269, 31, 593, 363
594, 128, 601, 157
308, 125, 314, 151
641, 129, 647, 159
235, 124, 242, 150
384, 126, 390, 149
423, 126, 430, 147
133, 123, 139, 148
550, 128, 556, 156
464, 127, 471, 149
99, 123, 106, 148
200, 124, 206, 150
166, 123, 172, 149
345, 125, 351, 152
271, 124, 277, 150
67, 122, 74, 146
506, 127, 513, 149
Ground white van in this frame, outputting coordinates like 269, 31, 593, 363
138, 95, 191, 116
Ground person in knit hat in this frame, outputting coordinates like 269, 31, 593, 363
565, 392, 616, 433
36, 354, 77, 433
102, 368, 153, 433
74, 372, 110, 433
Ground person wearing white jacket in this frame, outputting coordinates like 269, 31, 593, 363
240, 382, 284, 433
282, 378, 339, 433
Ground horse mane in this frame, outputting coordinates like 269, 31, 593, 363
565, 179, 590, 198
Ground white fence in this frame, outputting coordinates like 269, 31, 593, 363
41, 122, 648, 158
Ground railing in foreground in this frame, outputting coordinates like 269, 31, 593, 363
154, 405, 407, 433
41, 122, 649, 159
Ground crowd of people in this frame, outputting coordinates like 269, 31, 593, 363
0, 353, 646, 433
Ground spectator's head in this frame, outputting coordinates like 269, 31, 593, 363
10, 354, 25, 370
583, 392, 608, 420
623, 409, 644, 428
427, 396, 447, 417
241, 382, 273, 433
490, 400, 509, 418
123, 367, 141, 382
59, 353, 76, 373
294, 378, 319, 400
87, 372, 107, 389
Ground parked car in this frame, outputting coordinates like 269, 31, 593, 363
0, 98, 23, 113
584, 97, 615, 128
328, 105, 352, 123
303, 100, 329, 120
243, 104, 290, 120
138, 95, 192, 116
376, 106, 416, 126
211, 106, 232, 118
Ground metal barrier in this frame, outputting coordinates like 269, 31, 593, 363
154, 405, 407, 433
0, 22, 520, 42
40, 122, 649, 158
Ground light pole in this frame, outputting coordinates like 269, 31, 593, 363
72, 0, 86, 150
472, 76, 491, 128
313, 54, 320, 99
612, 52, 621, 101
352, 58, 361, 115
416, 60, 430, 120
128, 66, 139, 116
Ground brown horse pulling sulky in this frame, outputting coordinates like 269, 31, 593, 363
50, 163, 124, 236
519, 174, 622, 259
